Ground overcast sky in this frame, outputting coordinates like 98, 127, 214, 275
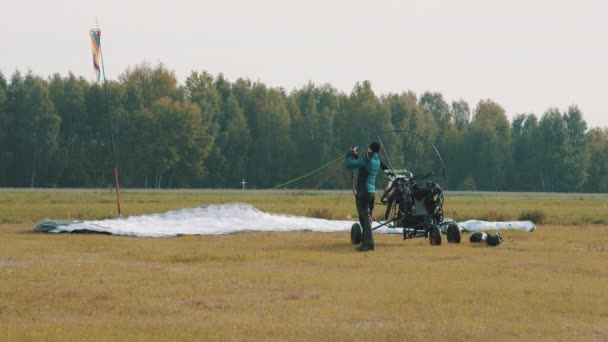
2, 0, 607, 128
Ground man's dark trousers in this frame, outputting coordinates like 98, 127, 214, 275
356, 191, 375, 248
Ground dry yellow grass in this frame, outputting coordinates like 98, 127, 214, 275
1, 190, 608, 340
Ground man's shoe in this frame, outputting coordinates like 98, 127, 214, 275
357, 245, 375, 252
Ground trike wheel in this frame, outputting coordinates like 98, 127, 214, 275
429, 226, 442, 246
446, 223, 461, 243
350, 223, 362, 244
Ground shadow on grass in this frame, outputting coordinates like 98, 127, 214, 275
15, 229, 39, 235
289, 237, 414, 254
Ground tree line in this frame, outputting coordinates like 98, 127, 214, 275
0, 63, 607, 192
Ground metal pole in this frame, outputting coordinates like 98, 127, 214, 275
96, 20, 122, 217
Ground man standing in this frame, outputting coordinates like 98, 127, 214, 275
345, 142, 381, 252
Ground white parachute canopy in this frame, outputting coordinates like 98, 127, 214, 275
36, 203, 353, 237
34, 203, 535, 237
457, 219, 536, 232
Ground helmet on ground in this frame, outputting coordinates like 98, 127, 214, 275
486, 232, 503, 246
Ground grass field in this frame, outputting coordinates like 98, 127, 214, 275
1, 189, 607, 340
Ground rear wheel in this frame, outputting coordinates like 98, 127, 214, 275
429, 226, 442, 246
350, 223, 362, 244
446, 223, 461, 243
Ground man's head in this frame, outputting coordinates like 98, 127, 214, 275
369, 142, 380, 153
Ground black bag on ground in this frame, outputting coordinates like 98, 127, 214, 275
486, 232, 503, 246
469, 232, 503, 246
469, 232, 486, 243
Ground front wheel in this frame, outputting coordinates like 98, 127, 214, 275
429, 226, 442, 246
446, 223, 461, 243
351, 223, 362, 244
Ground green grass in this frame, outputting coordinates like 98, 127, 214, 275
1, 188, 607, 225
1, 189, 608, 340
0, 189, 357, 224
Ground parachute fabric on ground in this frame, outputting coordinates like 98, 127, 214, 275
33, 203, 537, 237
34, 203, 356, 237
456, 220, 536, 232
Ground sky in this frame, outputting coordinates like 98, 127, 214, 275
2, 0, 607, 128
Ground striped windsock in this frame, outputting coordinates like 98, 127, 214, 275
89, 29, 102, 82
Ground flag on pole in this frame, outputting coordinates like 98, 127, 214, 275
89, 29, 102, 82
88, 24, 122, 217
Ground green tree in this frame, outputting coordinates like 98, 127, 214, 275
129, 97, 211, 188
538, 108, 589, 192
7, 72, 61, 187
383, 92, 440, 176
562, 106, 590, 191
0, 72, 9, 186
314, 85, 342, 170
290, 83, 340, 183
510, 114, 543, 191
451, 99, 470, 129
382, 92, 437, 174
335, 81, 393, 156
583, 128, 608, 192
418, 92, 453, 180
538, 109, 569, 192
213, 93, 252, 187
463, 100, 512, 190
437, 99, 470, 189
120, 63, 183, 111
243, 84, 294, 188
49, 73, 91, 186
4, 63, 607, 192
184, 71, 223, 186
84, 80, 126, 187
185, 71, 221, 125
420, 92, 451, 125
440, 123, 466, 189
383, 92, 418, 132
